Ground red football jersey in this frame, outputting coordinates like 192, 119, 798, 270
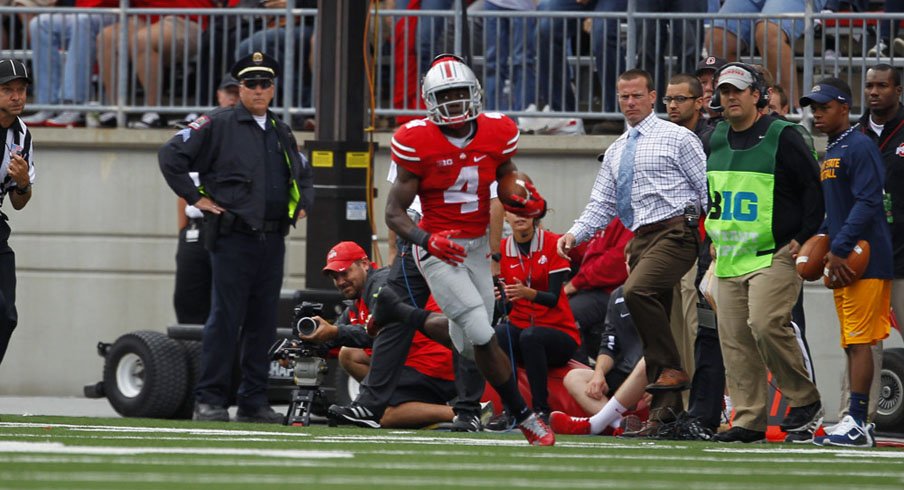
391, 113, 519, 238
499, 229, 581, 345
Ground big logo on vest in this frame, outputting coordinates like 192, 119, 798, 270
708, 190, 758, 222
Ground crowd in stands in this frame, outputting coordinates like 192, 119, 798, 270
0, 1, 900, 132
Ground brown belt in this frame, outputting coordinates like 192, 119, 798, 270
634, 216, 686, 237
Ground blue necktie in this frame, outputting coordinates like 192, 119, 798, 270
616, 127, 639, 229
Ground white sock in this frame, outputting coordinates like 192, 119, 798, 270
589, 398, 628, 434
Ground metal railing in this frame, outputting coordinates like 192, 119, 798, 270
0, 1, 902, 128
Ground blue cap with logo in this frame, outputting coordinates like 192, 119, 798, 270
800, 83, 852, 107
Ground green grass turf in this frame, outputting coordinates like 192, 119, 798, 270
1, 414, 903, 489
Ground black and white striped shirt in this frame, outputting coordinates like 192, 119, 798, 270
0, 117, 35, 208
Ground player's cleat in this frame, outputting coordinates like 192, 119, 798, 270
549, 411, 591, 435
479, 400, 495, 427
484, 411, 514, 432
327, 403, 381, 428
450, 411, 482, 432
813, 415, 875, 448
712, 426, 765, 443
518, 412, 555, 446
780, 400, 823, 433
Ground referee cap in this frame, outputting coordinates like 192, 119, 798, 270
0, 59, 31, 85
231, 51, 280, 81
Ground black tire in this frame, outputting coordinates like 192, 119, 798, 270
166, 324, 204, 341
102, 330, 189, 419
172, 340, 203, 419
876, 347, 904, 432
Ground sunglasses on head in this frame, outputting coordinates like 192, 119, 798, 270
243, 79, 273, 89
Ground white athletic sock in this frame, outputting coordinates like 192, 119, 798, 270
589, 398, 628, 434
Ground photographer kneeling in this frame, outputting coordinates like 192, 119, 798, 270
301, 241, 457, 429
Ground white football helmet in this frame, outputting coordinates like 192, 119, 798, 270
421, 55, 482, 126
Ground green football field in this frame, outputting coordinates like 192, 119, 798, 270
1, 414, 903, 490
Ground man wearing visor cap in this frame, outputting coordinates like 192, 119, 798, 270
705, 62, 824, 443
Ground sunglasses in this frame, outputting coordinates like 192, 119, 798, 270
243, 79, 273, 90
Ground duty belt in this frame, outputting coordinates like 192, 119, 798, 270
231, 216, 286, 235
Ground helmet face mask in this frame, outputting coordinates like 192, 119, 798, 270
422, 58, 482, 126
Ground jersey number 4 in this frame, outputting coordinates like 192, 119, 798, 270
443, 166, 479, 214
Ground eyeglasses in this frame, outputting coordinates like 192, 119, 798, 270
242, 80, 273, 90
662, 95, 698, 104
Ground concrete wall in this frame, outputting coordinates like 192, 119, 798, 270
0, 128, 609, 397
2, 127, 900, 424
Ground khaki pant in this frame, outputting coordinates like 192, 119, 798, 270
625, 220, 699, 420
670, 263, 699, 377
715, 246, 821, 431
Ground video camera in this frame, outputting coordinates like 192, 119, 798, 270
293, 301, 324, 337
268, 304, 332, 426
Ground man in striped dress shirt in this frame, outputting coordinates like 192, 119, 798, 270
557, 69, 708, 433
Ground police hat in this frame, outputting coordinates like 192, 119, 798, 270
230, 51, 280, 81
0, 59, 31, 85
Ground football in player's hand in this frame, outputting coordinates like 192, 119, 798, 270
795, 233, 829, 281
497, 171, 533, 208
823, 240, 870, 289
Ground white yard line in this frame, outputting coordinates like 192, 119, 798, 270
0, 441, 351, 459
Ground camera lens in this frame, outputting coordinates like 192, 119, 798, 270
295, 317, 318, 337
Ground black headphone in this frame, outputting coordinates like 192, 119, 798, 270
709, 62, 769, 112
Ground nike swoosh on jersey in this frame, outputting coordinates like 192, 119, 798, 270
474, 155, 487, 162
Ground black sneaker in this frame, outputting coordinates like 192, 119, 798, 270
671, 414, 714, 441
780, 400, 823, 433
97, 111, 118, 128
484, 411, 514, 432
784, 430, 816, 444
192, 402, 229, 422
128, 111, 165, 129
712, 426, 766, 443
328, 403, 381, 428
451, 411, 481, 432
236, 405, 285, 424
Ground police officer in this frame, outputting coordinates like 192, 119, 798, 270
159, 51, 314, 423
0, 59, 36, 367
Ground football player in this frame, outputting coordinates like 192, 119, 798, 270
329, 54, 553, 446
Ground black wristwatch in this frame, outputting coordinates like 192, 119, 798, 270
14, 183, 31, 195
490, 252, 502, 262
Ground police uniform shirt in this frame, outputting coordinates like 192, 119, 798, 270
0, 118, 35, 209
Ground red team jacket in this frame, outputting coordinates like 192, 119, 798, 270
499, 229, 581, 345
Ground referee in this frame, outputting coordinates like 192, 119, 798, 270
0, 59, 35, 367
159, 52, 314, 423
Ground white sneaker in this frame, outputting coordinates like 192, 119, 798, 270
518, 103, 546, 133
21, 110, 56, 126
45, 111, 85, 128
868, 42, 888, 57
547, 117, 585, 136
894, 37, 904, 56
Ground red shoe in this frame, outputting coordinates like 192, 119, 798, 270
518, 413, 555, 446
549, 411, 591, 435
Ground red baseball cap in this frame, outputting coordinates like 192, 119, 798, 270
322, 241, 368, 274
